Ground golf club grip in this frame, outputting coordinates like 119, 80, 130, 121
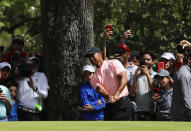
92, 101, 111, 107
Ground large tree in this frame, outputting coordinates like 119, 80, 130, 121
41, 0, 94, 120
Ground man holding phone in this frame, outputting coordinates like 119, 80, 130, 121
172, 52, 191, 121
151, 69, 173, 121
130, 51, 157, 120
177, 40, 191, 64
102, 24, 131, 60
102, 25, 114, 60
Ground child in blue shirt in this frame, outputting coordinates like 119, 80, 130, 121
7, 82, 19, 121
80, 65, 105, 120
151, 69, 173, 121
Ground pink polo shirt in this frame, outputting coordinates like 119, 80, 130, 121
90, 59, 129, 98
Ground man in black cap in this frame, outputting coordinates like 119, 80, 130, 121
85, 47, 132, 120
16, 56, 49, 121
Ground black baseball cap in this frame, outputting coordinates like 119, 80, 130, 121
85, 47, 101, 58
12, 35, 24, 45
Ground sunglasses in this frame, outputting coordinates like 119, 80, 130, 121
9, 89, 17, 93
143, 58, 152, 61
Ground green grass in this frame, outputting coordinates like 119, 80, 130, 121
0, 121, 191, 131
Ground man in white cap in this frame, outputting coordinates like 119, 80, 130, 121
80, 65, 105, 120
159, 52, 176, 78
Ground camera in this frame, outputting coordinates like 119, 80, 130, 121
139, 60, 145, 66
177, 45, 184, 54
10, 51, 23, 69
0, 88, 3, 93
125, 25, 131, 31
18, 62, 34, 78
0, 46, 4, 52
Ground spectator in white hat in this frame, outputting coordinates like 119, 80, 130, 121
80, 65, 105, 120
159, 52, 176, 77
0, 62, 12, 86
0, 65, 13, 121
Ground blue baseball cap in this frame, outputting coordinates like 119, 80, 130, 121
155, 69, 170, 79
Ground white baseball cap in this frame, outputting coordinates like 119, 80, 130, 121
0, 62, 11, 70
82, 65, 95, 73
160, 52, 176, 60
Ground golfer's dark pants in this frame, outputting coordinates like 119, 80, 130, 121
18, 109, 40, 121
104, 96, 132, 121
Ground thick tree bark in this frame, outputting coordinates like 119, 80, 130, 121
41, 0, 94, 120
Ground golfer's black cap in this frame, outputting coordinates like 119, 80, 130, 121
85, 47, 101, 58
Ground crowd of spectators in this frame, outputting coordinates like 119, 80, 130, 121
0, 35, 49, 121
79, 25, 191, 122
1, 26, 191, 122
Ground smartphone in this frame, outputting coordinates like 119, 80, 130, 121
0, 46, 4, 52
177, 45, 184, 54
158, 62, 164, 72
152, 88, 160, 95
176, 61, 182, 71
139, 60, 145, 66
105, 25, 112, 32
125, 25, 131, 31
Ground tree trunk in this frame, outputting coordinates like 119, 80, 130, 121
41, 0, 94, 120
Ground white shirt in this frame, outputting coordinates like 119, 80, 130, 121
17, 72, 49, 109
135, 70, 157, 112
126, 62, 138, 84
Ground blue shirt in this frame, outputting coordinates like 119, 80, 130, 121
0, 85, 13, 119
8, 101, 18, 121
80, 82, 105, 120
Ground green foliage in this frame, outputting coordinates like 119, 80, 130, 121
0, 0, 41, 54
0, 0, 191, 58
94, 0, 191, 58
